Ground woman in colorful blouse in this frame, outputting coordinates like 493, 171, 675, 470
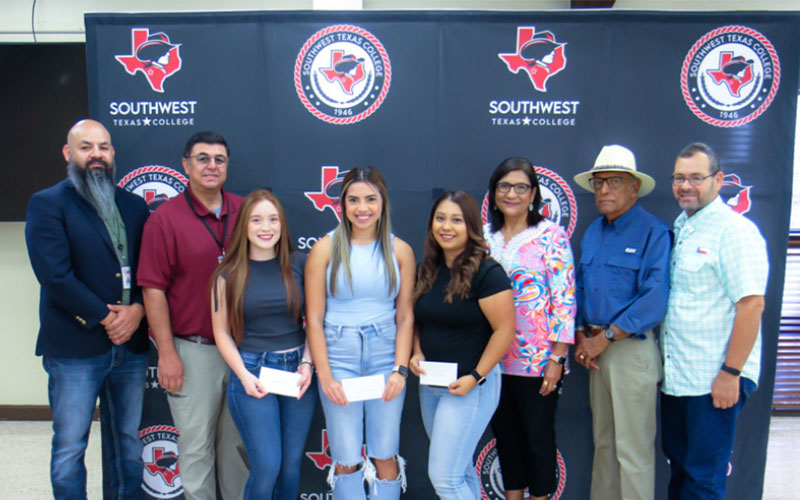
484, 157, 576, 500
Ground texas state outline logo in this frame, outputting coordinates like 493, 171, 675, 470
304, 165, 351, 221
116, 28, 183, 93
681, 25, 780, 127
499, 27, 567, 92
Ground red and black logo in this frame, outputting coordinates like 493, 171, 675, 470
140, 425, 182, 499
116, 29, 182, 93
721, 173, 753, 215
118, 166, 188, 212
482, 167, 578, 238
295, 25, 391, 125
499, 27, 567, 92
681, 25, 780, 127
304, 166, 350, 221
475, 439, 567, 499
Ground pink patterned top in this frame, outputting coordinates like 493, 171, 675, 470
485, 220, 576, 377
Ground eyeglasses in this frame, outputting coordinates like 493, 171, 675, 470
496, 182, 532, 194
589, 176, 626, 190
186, 154, 228, 167
670, 174, 713, 186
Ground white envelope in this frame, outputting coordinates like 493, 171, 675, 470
258, 366, 302, 398
341, 374, 385, 402
419, 361, 458, 387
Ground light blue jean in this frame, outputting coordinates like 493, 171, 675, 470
43, 345, 148, 500
319, 320, 406, 500
419, 365, 501, 500
227, 347, 317, 500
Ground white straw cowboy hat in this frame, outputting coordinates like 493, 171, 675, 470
573, 144, 656, 197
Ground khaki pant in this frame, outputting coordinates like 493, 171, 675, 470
167, 338, 249, 500
589, 330, 662, 500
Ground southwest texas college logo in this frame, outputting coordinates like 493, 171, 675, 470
304, 166, 350, 220
681, 25, 780, 127
118, 166, 188, 212
475, 439, 567, 500
481, 167, 577, 238
721, 173, 753, 215
499, 27, 567, 92
116, 29, 182, 93
140, 425, 182, 499
295, 25, 391, 125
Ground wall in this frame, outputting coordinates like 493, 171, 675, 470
2, 0, 798, 408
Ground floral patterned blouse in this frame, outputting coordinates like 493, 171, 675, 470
484, 219, 576, 377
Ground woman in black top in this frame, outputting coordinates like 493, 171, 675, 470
211, 189, 316, 500
410, 190, 515, 499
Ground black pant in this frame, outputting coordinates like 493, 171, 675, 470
490, 374, 560, 496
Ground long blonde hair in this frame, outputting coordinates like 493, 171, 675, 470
329, 166, 398, 296
210, 189, 300, 344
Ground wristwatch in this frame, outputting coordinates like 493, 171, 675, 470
470, 369, 486, 385
604, 328, 616, 343
392, 365, 409, 378
549, 354, 566, 366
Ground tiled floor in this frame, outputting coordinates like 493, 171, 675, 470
1, 417, 798, 499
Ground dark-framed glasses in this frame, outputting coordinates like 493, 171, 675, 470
496, 182, 532, 194
589, 176, 626, 190
670, 174, 713, 187
187, 154, 228, 167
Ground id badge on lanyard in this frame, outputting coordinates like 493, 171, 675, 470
121, 266, 132, 290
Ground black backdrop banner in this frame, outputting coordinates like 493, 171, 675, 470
85, 10, 799, 500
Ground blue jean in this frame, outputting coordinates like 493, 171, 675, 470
319, 320, 406, 499
43, 345, 148, 500
227, 347, 317, 500
420, 365, 501, 500
661, 377, 756, 500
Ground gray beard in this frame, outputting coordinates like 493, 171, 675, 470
67, 160, 117, 220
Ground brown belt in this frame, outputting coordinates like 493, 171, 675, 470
177, 334, 216, 346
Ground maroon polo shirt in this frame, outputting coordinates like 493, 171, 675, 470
138, 186, 243, 339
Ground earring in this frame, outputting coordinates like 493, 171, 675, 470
493, 205, 497, 210
529, 203, 534, 212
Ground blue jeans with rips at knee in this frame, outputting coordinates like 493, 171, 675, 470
44, 344, 148, 500
319, 320, 406, 500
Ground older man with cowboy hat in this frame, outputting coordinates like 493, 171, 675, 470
573, 145, 672, 500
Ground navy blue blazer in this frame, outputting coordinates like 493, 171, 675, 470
26, 178, 150, 357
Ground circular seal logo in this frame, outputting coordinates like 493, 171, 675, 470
295, 24, 391, 125
475, 439, 567, 499
140, 425, 182, 499
481, 166, 577, 238
118, 166, 188, 212
681, 25, 780, 127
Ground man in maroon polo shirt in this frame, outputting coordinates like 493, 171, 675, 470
138, 131, 248, 500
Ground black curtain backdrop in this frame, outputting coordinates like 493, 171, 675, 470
84, 10, 799, 500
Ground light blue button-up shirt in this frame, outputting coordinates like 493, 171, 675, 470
661, 196, 768, 396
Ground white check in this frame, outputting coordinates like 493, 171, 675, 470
258, 366, 302, 398
341, 374, 385, 402
419, 361, 458, 387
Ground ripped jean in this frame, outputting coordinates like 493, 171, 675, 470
319, 320, 407, 500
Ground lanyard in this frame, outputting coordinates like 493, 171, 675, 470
184, 191, 228, 260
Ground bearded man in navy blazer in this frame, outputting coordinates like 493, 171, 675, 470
26, 119, 150, 500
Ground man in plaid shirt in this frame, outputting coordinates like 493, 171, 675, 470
661, 142, 768, 500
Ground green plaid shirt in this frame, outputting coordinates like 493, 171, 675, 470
661, 196, 768, 396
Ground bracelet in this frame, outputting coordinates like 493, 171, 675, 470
720, 363, 741, 376
299, 360, 314, 371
